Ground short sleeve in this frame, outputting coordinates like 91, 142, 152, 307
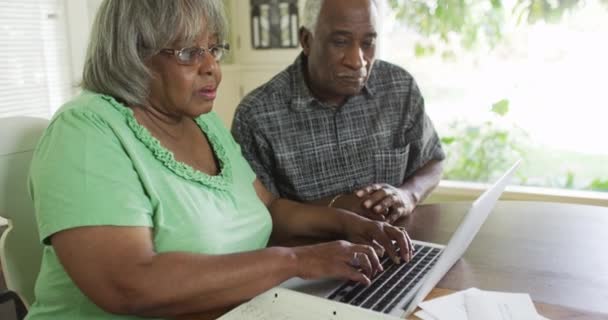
402, 79, 446, 179
231, 104, 279, 195
29, 109, 153, 245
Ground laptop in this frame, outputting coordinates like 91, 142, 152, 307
282, 160, 521, 318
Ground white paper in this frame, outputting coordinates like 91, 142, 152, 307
414, 310, 440, 320
464, 289, 539, 320
418, 288, 472, 320
418, 288, 550, 320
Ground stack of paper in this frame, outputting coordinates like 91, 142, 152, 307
415, 288, 550, 320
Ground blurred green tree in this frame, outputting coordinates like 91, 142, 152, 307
387, 0, 608, 56
440, 99, 528, 182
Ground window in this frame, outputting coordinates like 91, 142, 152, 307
0, 0, 72, 119
382, 0, 608, 193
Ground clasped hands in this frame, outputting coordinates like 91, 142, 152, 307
334, 183, 416, 224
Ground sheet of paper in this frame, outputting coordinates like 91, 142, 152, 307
418, 288, 472, 320
464, 289, 539, 320
414, 310, 440, 320
418, 288, 549, 320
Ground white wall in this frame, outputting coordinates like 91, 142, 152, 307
64, 0, 103, 94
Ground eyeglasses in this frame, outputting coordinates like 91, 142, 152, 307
159, 43, 230, 65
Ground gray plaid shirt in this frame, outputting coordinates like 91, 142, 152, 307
232, 54, 445, 202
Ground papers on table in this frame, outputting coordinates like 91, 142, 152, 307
415, 288, 550, 320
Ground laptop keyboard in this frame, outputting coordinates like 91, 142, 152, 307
326, 243, 442, 313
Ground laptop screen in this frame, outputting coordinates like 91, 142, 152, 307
399, 160, 521, 316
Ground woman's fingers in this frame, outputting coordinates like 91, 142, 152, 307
364, 221, 416, 265
352, 252, 373, 278
387, 226, 413, 262
369, 225, 400, 264
361, 244, 383, 274
349, 245, 382, 276
344, 267, 371, 286
370, 239, 386, 258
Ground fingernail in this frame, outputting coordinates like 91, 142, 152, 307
356, 190, 364, 197
374, 205, 382, 212
364, 200, 372, 208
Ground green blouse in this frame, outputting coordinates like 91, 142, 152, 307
26, 91, 272, 320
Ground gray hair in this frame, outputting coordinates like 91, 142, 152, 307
301, 0, 382, 36
82, 0, 228, 106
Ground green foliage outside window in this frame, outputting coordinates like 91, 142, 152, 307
590, 179, 608, 191
440, 100, 528, 183
439, 101, 608, 192
388, 0, 608, 56
387, 0, 608, 192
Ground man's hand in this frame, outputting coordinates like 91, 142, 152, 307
354, 183, 416, 223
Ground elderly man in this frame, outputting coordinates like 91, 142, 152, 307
232, 0, 445, 223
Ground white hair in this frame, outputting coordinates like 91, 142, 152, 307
301, 0, 383, 36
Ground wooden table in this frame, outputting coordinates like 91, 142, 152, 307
403, 201, 608, 320
180, 201, 608, 320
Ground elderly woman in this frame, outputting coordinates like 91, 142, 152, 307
26, 1, 413, 319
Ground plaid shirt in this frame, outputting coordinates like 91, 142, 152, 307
232, 54, 445, 202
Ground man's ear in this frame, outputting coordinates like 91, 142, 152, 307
299, 27, 312, 56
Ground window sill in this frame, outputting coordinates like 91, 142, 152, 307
425, 180, 608, 207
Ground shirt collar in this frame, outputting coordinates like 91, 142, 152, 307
289, 53, 375, 112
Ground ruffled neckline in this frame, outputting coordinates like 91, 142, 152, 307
101, 95, 232, 190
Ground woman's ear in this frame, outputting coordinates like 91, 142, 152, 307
299, 27, 312, 56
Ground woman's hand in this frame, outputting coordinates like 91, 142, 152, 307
292, 240, 383, 285
354, 183, 416, 223
340, 212, 414, 265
